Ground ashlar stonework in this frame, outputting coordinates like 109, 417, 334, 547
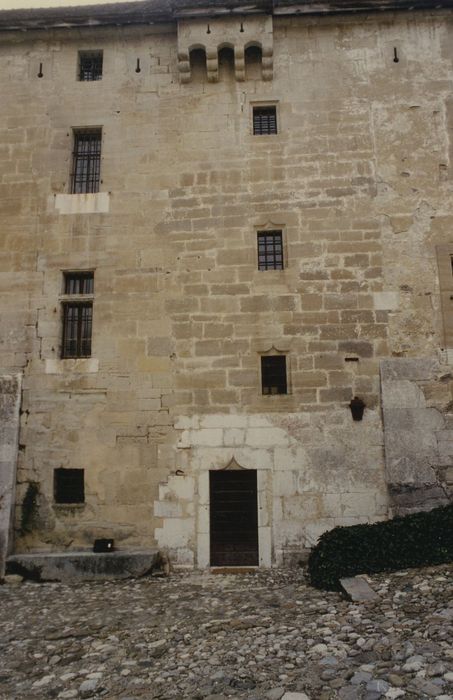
0, 0, 452, 571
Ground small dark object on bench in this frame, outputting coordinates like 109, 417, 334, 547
93, 539, 114, 553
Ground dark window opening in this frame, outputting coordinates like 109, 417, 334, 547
258, 230, 283, 270
64, 271, 94, 295
261, 355, 287, 395
253, 106, 277, 135
62, 304, 93, 358
78, 51, 103, 81
62, 272, 94, 359
54, 468, 85, 504
218, 46, 235, 80
189, 48, 207, 81
71, 129, 102, 194
245, 45, 262, 80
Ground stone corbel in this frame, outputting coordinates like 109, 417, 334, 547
206, 49, 219, 82
178, 50, 191, 84
262, 44, 273, 81
177, 16, 273, 84
234, 47, 245, 82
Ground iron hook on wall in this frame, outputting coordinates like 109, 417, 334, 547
393, 47, 399, 63
135, 58, 141, 73
37, 62, 43, 78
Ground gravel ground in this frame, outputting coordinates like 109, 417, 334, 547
0, 564, 452, 700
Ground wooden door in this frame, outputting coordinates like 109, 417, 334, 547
209, 470, 259, 566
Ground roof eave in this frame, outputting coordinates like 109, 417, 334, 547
0, 0, 451, 32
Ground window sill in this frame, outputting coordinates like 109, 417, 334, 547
53, 503, 85, 510
261, 393, 291, 397
250, 134, 281, 141
52, 192, 110, 215
45, 358, 99, 374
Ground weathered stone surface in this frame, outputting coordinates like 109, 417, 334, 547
340, 576, 380, 602
380, 359, 440, 383
381, 359, 452, 514
6, 550, 159, 582
0, 374, 22, 580
2, 573, 23, 585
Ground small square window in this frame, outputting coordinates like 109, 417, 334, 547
78, 51, 103, 81
258, 230, 283, 270
64, 271, 94, 295
54, 468, 85, 504
261, 356, 287, 395
253, 106, 277, 135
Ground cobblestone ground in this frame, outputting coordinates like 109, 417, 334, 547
1, 564, 452, 700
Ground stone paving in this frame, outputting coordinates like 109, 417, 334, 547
1, 564, 452, 700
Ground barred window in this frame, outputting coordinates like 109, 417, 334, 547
54, 468, 85, 504
253, 106, 277, 135
258, 230, 283, 270
62, 272, 94, 359
78, 51, 103, 81
261, 356, 287, 395
65, 271, 94, 295
71, 129, 102, 194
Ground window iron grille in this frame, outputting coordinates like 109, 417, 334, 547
253, 106, 277, 135
78, 51, 103, 81
62, 271, 94, 358
261, 355, 287, 395
62, 303, 93, 358
258, 230, 283, 270
64, 271, 94, 295
54, 468, 85, 504
71, 129, 102, 194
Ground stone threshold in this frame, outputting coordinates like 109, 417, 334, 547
210, 566, 259, 574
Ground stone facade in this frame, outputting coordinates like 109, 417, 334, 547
0, 0, 452, 569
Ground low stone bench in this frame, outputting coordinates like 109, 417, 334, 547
5, 549, 160, 582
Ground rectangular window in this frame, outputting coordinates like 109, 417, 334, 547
62, 272, 94, 358
258, 230, 283, 270
54, 468, 85, 504
78, 51, 103, 81
261, 355, 287, 395
253, 106, 277, 135
70, 129, 102, 194
64, 271, 94, 295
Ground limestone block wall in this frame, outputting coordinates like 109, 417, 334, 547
0, 9, 452, 561
155, 410, 387, 567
